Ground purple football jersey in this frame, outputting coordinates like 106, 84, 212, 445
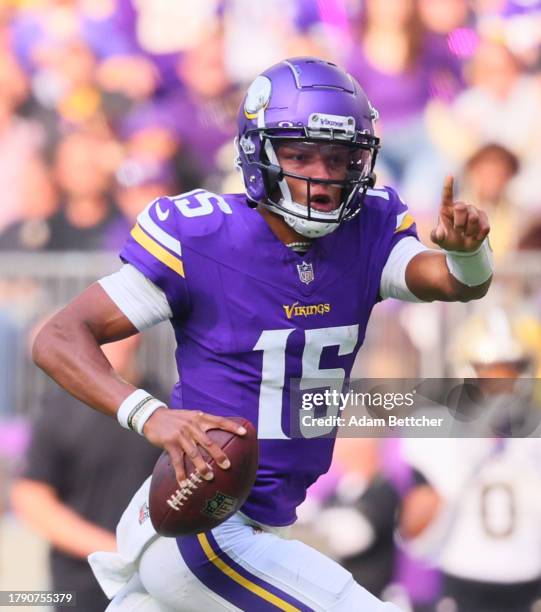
120, 187, 417, 526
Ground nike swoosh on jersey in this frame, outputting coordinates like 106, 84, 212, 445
156, 201, 170, 222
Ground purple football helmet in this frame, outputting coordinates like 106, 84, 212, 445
236, 57, 380, 238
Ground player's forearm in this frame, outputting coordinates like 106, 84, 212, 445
11, 480, 116, 558
32, 315, 134, 417
406, 251, 492, 302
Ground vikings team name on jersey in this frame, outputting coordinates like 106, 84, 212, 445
282, 302, 331, 319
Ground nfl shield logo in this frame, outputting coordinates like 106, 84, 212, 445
201, 492, 237, 520
297, 261, 314, 284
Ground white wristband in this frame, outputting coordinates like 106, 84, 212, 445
117, 389, 166, 435
445, 239, 493, 287
131, 398, 166, 435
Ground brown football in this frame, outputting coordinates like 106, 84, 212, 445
149, 417, 258, 536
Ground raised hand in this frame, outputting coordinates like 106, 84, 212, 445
430, 176, 490, 252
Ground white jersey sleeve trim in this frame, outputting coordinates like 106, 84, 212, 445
98, 264, 173, 331
380, 236, 434, 303
138, 201, 182, 256
366, 188, 390, 200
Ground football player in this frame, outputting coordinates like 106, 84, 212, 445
402, 306, 541, 611
33, 58, 492, 611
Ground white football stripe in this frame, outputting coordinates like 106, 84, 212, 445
366, 188, 389, 200
395, 210, 408, 229
138, 202, 182, 256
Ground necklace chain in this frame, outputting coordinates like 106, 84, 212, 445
287, 241, 312, 252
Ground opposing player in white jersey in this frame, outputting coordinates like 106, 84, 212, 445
403, 306, 541, 612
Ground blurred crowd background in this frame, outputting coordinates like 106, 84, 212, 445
1, 0, 541, 610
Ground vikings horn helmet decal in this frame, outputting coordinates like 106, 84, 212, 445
236, 57, 380, 238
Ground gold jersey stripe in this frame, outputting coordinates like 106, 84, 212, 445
131, 224, 184, 277
395, 213, 415, 233
196, 533, 301, 611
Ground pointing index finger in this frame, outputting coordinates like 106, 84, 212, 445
441, 175, 455, 210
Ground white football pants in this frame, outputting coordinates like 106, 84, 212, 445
104, 511, 399, 611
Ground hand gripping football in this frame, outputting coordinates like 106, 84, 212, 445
149, 417, 258, 536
